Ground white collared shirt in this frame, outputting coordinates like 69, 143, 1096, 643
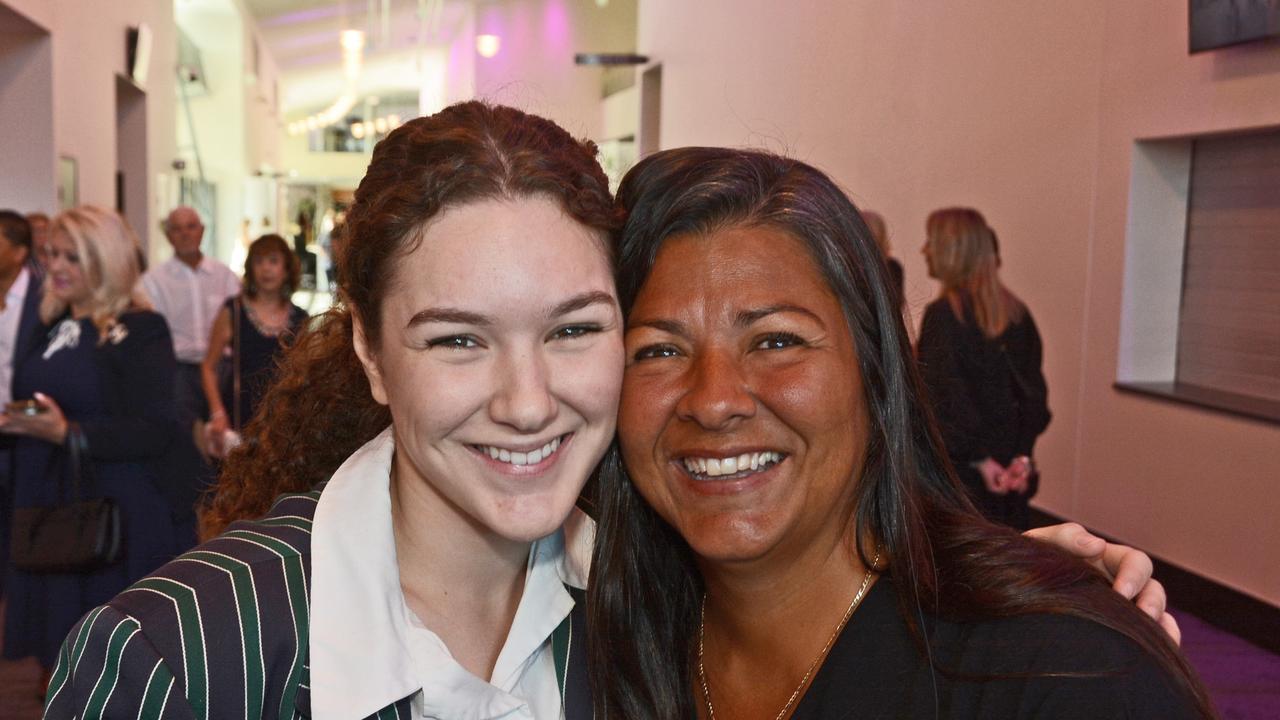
140, 255, 241, 363
0, 268, 31, 407
310, 428, 593, 720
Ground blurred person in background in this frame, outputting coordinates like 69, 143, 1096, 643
199, 233, 307, 458
917, 208, 1050, 530
0, 210, 42, 603
861, 210, 903, 311
141, 207, 241, 446
25, 212, 49, 278
0, 206, 185, 670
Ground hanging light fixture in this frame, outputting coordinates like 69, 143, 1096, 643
288, 30, 366, 136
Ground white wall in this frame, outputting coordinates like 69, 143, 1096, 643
638, 0, 1280, 606
2, 0, 176, 251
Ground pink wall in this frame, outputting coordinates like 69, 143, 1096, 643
473, 0, 636, 139
638, 0, 1280, 606
3, 0, 176, 250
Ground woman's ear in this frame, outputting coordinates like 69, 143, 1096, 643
351, 314, 389, 406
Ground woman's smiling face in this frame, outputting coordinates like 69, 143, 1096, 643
618, 224, 870, 566
355, 195, 624, 544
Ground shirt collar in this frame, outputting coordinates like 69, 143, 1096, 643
166, 254, 211, 275
310, 428, 417, 719
310, 427, 591, 720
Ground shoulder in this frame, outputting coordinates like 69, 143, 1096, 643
109, 311, 173, 348
921, 297, 957, 326
58, 491, 321, 715
111, 490, 317, 619
205, 258, 241, 283
938, 612, 1201, 717
918, 297, 964, 347
143, 258, 182, 283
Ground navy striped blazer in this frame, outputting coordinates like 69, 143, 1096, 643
43, 491, 592, 719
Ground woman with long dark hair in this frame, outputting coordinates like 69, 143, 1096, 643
588, 147, 1212, 718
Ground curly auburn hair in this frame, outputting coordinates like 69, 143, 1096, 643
200, 101, 619, 537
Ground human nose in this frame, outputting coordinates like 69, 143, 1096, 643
675, 347, 755, 430
489, 348, 558, 433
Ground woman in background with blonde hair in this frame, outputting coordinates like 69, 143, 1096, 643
0, 206, 184, 670
917, 207, 1050, 529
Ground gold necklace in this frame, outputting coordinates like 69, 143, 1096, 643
697, 551, 880, 720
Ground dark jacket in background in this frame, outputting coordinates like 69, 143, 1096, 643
917, 292, 1050, 528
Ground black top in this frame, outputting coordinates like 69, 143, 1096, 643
793, 577, 1201, 719
916, 294, 1050, 467
221, 297, 307, 428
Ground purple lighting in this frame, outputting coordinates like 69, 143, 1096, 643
542, 0, 570, 48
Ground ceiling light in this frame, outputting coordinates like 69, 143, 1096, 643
476, 34, 501, 58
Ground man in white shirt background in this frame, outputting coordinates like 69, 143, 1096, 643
0, 210, 42, 604
141, 206, 241, 463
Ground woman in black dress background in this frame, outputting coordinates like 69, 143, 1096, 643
0, 206, 183, 669
200, 233, 306, 457
917, 207, 1050, 530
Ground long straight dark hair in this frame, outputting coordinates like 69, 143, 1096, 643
586, 147, 1214, 719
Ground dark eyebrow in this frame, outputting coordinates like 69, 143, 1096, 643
550, 290, 618, 318
737, 304, 824, 327
626, 318, 687, 337
406, 307, 492, 329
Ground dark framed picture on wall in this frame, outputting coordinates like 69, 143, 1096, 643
57, 156, 78, 210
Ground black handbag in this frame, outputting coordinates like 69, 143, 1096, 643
10, 422, 122, 573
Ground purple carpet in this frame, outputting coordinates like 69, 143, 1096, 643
1175, 610, 1280, 719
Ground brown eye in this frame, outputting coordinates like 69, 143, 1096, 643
633, 343, 681, 361
754, 332, 805, 351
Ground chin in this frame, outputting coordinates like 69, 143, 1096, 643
486, 492, 580, 544
678, 515, 781, 565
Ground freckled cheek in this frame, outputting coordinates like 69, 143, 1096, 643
552, 340, 625, 428
384, 358, 487, 436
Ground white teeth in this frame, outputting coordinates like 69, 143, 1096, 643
682, 451, 783, 478
477, 436, 563, 467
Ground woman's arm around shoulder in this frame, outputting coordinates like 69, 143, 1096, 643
44, 603, 196, 719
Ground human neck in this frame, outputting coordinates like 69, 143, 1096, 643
696, 526, 876, 719
70, 301, 92, 320
389, 451, 531, 680
0, 265, 20, 298
176, 250, 202, 270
